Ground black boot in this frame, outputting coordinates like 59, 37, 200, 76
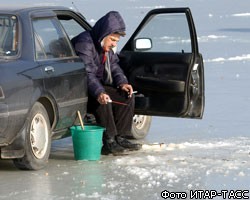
116, 136, 142, 151
101, 138, 126, 155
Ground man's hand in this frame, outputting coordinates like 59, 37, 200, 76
120, 84, 133, 98
97, 93, 111, 104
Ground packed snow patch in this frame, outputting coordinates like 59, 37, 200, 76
205, 54, 250, 63
232, 13, 250, 17
198, 35, 228, 43
109, 137, 250, 193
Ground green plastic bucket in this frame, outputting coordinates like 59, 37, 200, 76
70, 125, 105, 161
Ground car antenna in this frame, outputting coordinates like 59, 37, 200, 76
71, 2, 86, 19
72, 1, 80, 13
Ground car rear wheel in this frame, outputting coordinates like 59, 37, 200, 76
13, 102, 51, 170
131, 115, 152, 139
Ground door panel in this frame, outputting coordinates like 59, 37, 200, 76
41, 60, 87, 130
32, 15, 88, 130
120, 8, 204, 118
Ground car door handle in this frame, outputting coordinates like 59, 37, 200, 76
44, 66, 55, 73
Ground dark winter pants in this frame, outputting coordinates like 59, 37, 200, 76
87, 86, 135, 140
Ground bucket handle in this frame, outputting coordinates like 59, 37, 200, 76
77, 110, 84, 130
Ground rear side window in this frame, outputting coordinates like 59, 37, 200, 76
32, 17, 74, 60
59, 17, 87, 40
0, 15, 19, 57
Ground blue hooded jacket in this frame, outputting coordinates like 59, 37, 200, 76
72, 11, 128, 99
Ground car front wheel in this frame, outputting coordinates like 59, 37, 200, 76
13, 102, 51, 170
131, 115, 152, 139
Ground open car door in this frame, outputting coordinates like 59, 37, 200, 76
120, 8, 205, 118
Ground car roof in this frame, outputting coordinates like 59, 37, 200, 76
0, 5, 73, 15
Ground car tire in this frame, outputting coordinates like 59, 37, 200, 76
130, 115, 152, 139
13, 102, 51, 170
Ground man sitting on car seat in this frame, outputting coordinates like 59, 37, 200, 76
71, 11, 141, 155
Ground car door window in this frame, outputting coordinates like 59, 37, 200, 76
0, 15, 18, 57
59, 17, 86, 40
134, 13, 191, 53
32, 17, 74, 60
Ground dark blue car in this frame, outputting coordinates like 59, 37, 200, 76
0, 6, 204, 170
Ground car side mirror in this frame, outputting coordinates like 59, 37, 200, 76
134, 38, 152, 51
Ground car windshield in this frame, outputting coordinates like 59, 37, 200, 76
0, 15, 18, 57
